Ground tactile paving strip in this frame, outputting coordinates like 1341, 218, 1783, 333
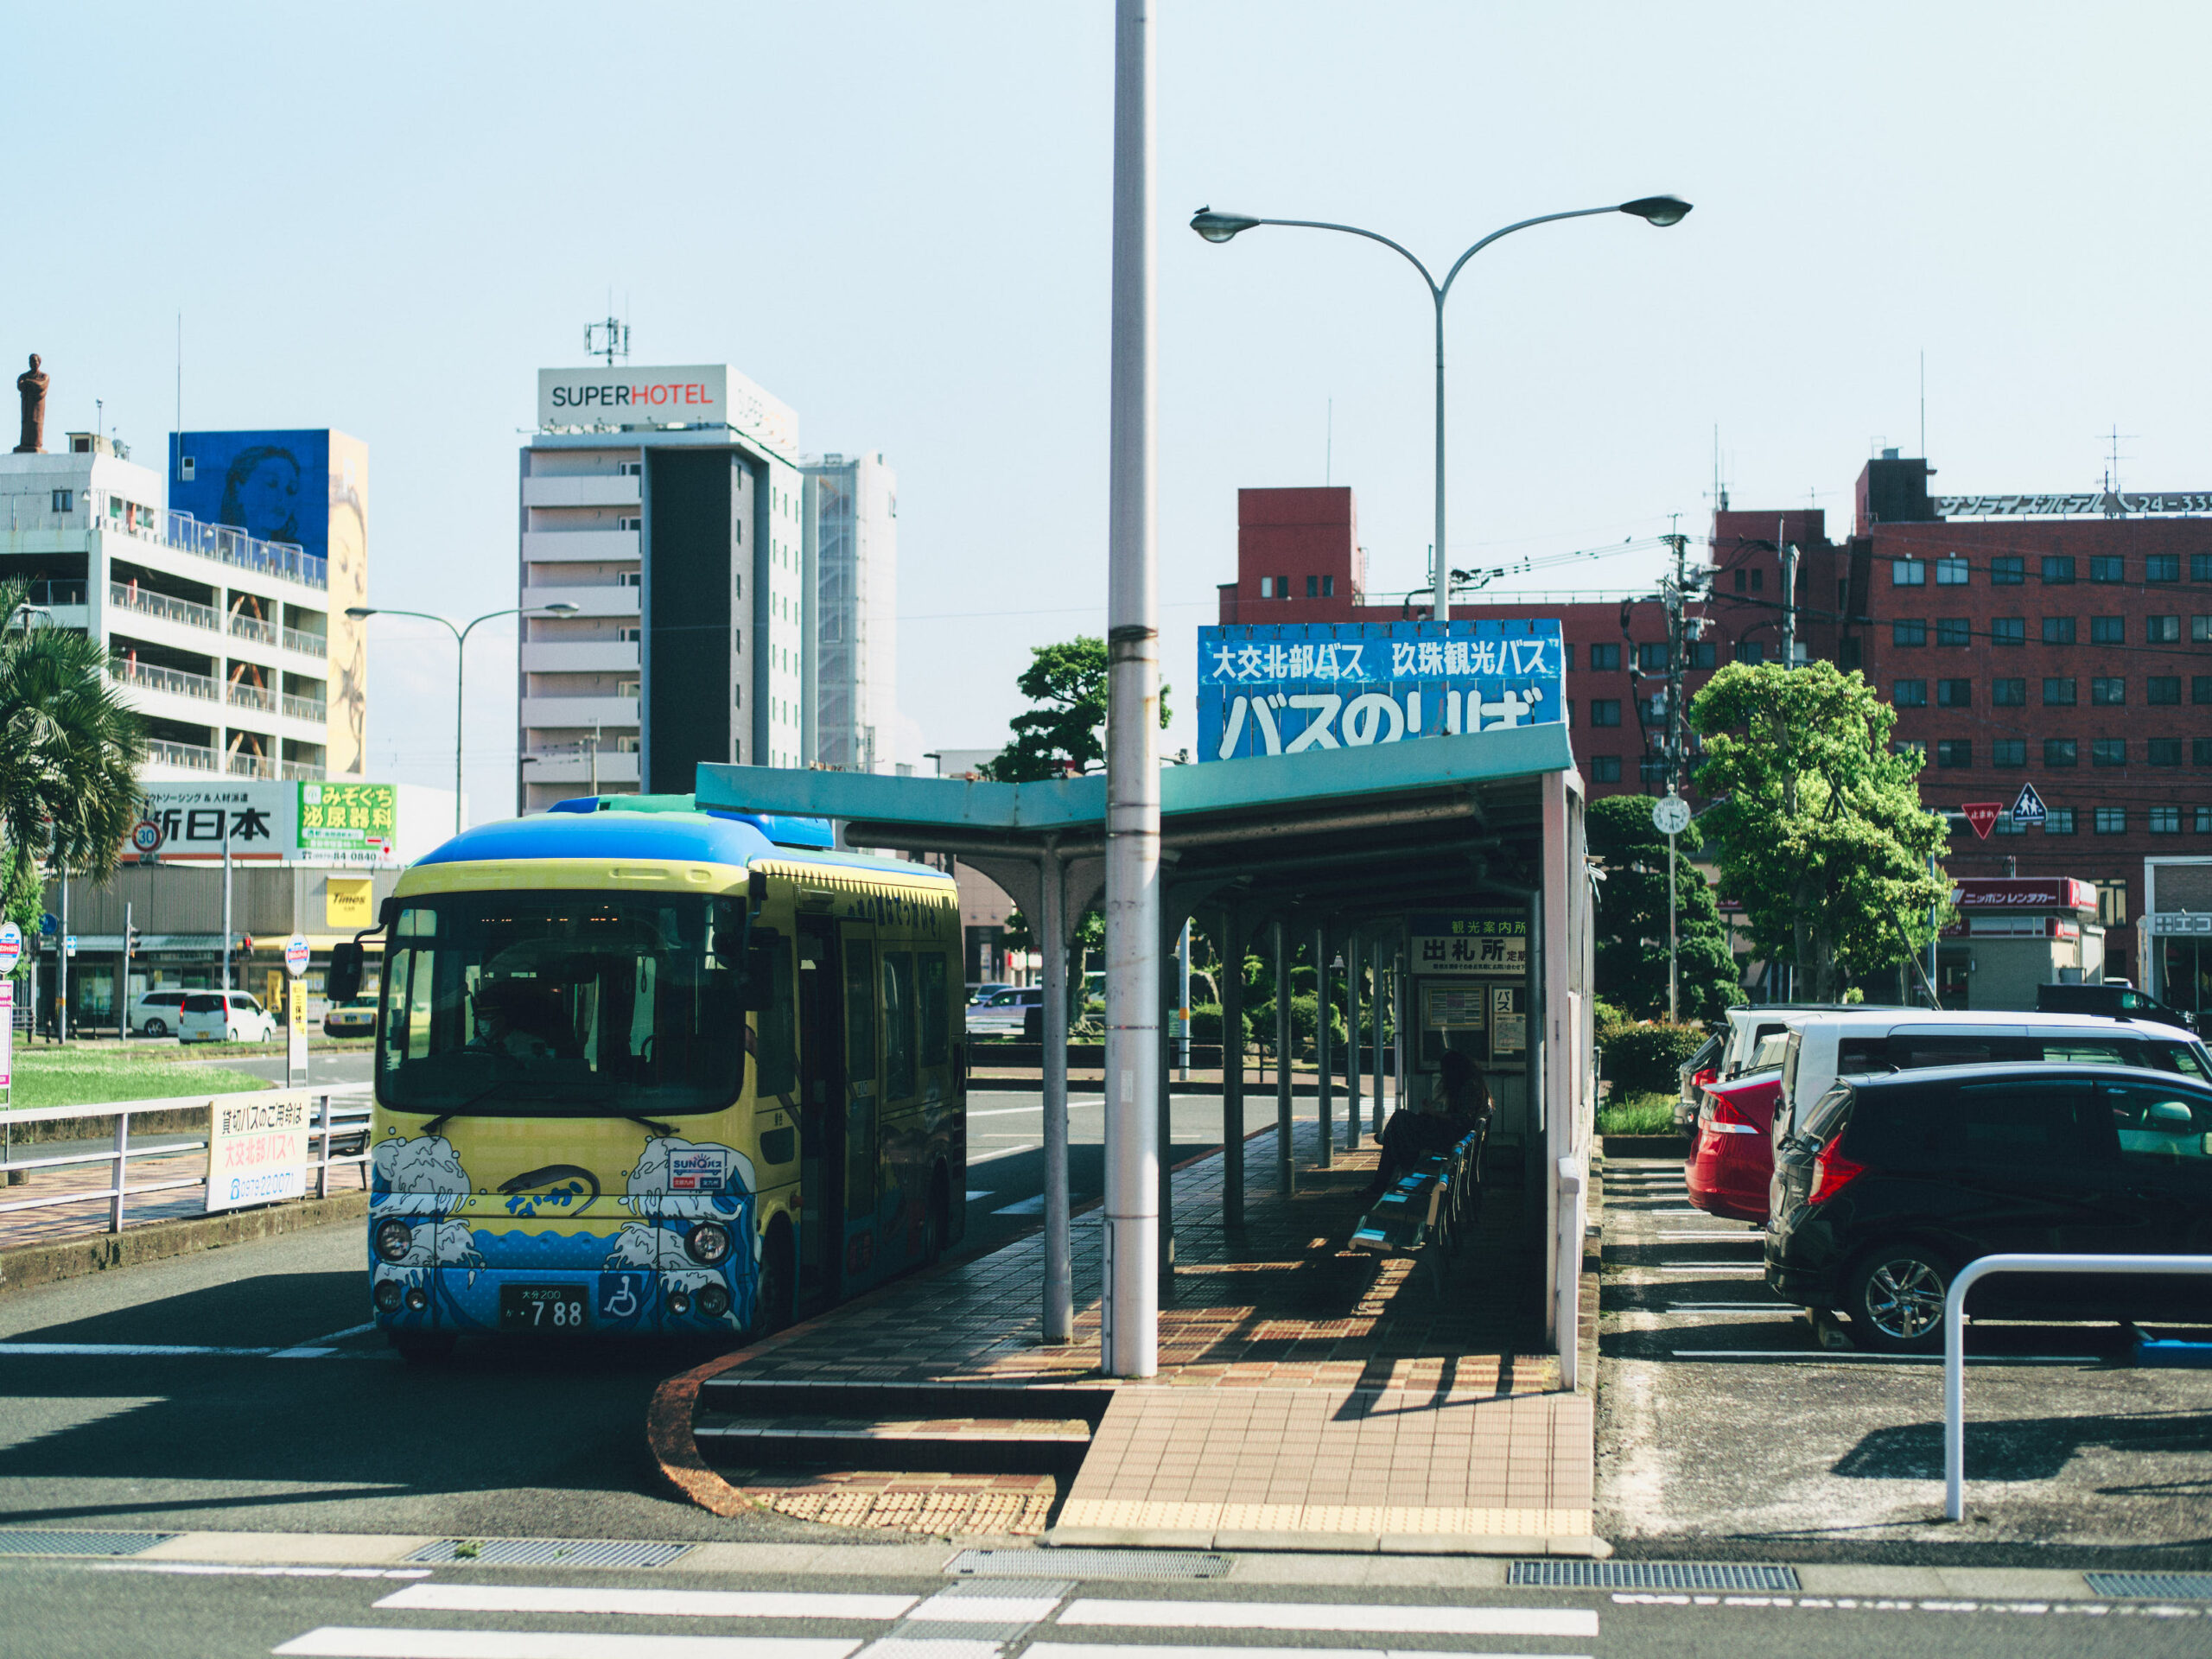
948, 1548, 1230, 1580
0, 1532, 176, 1557
1510, 1560, 1802, 1592
404, 1538, 693, 1567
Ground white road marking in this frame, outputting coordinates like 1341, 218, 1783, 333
964, 1192, 992, 1202
1055, 1601, 1598, 1637
97, 1564, 430, 1580
378, 1586, 915, 1620
1673, 1350, 2100, 1363
967, 1106, 1045, 1117
909, 1593, 1065, 1623
852, 1643, 1001, 1659
1029, 1647, 1585, 1659
969, 1145, 1040, 1166
275, 1632, 862, 1658
992, 1196, 1046, 1217
0, 1342, 382, 1360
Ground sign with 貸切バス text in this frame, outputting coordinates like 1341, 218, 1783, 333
536, 364, 799, 454
1410, 909, 1529, 978
205, 1094, 308, 1212
1198, 620, 1562, 761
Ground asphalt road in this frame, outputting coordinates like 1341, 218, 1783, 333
0, 1550, 2201, 1659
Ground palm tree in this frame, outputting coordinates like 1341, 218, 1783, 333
0, 580, 149, 938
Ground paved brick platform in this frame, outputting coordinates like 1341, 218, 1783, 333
684, 1118, 1596, 1550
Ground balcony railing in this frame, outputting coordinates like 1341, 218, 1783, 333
280, 759, 326, 781
110, 581, 219, 634
110, 656, 218, 702
226, 751, 277, 779
87, 490, 327, 591
283, 626, 328, 658
145, 738, 218, 772
227, 680, 276, 714
282, 693, 327, 723
229, 611, 279, 646
16, 579, 87, 608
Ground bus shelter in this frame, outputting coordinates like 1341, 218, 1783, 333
693, 720, 1596, 1376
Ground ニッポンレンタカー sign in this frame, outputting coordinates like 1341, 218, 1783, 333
1198, 620, 1562, 761
205, 1095, 309, 1213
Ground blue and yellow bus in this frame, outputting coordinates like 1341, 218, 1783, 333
348, 796, 967, 1358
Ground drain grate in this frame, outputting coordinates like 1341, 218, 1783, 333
0, 1532, 176, 1557
404, 1538, 693, 1568
950, 1548, 1230, 1580
2085, 1572, 2212, 1600
1510, 1560, 1802, 1592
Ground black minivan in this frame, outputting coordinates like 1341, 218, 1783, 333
1767, 1063, 2212, 1352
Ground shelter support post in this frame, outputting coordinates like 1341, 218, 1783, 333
1157, 903, 1177, 1289
1039, 842, 1072, 1343
1372, 938, 1387, 1140
1345, 928, 1362, 1152
1274, 918, 1294, 1194
1313, 922, 1332, 1167
1218, 908, 1245, 1228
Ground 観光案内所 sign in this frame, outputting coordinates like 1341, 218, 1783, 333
1198, 621, 1561, 761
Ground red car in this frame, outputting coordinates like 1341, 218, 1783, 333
1686, 1068, 1784, 1223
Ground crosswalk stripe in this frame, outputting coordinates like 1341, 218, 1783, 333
376, 1586, 917, 1620
1027, 1645, 1587, 1659
1054, 1602, 1598, 1638
908, 1593, 1064, 1624
273, 1631, 861, 1658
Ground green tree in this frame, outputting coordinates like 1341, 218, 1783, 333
1689, 661, 1948, 1001
1586, 793, 1739, 1021
981, 636, 1170, 782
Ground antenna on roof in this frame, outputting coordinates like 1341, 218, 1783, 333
585, 292, 630, 366
2101, 423, 2136, 493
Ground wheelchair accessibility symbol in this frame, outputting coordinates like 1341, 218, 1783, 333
598, 1272, 645, 1321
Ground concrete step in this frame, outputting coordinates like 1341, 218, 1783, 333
694, 1378, 1112, 1477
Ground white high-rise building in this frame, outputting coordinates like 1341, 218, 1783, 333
517, 363, 808, 812
800, 452, 899, 773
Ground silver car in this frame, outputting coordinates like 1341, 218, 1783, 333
966, 987, 1042, 1036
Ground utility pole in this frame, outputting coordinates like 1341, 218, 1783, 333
1661, 524, 1690, 1021
221, 835, 233, 990
118, 902, 132, 1042
1777, 517, 1798, 671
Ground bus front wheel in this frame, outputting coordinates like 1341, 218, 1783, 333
391, 1331, 456, 1365
925, 1167, 950, 1268
753, 1222, 795, 1338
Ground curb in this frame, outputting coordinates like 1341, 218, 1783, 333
0, 1188, 370, 1296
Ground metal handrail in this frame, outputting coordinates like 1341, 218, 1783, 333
229, 611, 279, 645
109, 656, 219, 702
109, 582, 220, 633
1944, 1251, 2212, 1520
283, 627, 329, 658
0, 1089, 372, 1232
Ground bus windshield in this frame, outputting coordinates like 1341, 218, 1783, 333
378, 891, 744, 1118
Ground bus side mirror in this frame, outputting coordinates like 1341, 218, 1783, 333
327, 941, 365, 1005
743, 941, 776, 1011
378, 895, 401, 931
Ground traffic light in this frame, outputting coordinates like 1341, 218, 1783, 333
124, 923, 141, 957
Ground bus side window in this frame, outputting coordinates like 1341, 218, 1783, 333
883, 952, 916, 1102
753, 929, 795, 1099
918, 952, 949, 1068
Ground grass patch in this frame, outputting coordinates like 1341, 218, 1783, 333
1598, 1091, 1681, 1137
3, 1046, 274, 1112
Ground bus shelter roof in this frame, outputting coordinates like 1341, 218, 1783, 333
695, 721, 1573, 927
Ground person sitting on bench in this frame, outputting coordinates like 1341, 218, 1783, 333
1366, 1048, 1491, 1197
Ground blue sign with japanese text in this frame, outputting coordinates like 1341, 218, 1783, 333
1198, 620, 1563, 761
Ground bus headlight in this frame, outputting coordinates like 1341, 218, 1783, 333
404, 1287, 429, 1312
668, 1289, 693, 1315
685, 1222, 732, 1266
373, 1219, 415, 1263
697, 1283, 730, 1319
374, 1280, 403, 1311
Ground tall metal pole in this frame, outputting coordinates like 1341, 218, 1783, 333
1313, 923, 1332, 1166
1666, 530, 1686, 1023
1274, 919, 1293, 1194
1371, 937, 1386, 1139
1778, 522, 1797, 671
454, 620, 468, 834
1177, 918, 1191, 1077
1039, 843, 1071, 1342
221, 836, 232, 991
1345, 931, 1362, 1152
1432, 296, 1448, 623
1219, 909, 1244, 1227
1100, 0, 1160, 1380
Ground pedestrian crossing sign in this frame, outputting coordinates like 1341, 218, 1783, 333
2010, 781, 2048, 828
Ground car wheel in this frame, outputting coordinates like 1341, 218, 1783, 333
143, 1019, 167, 1038
1844, 1243, 1953, 1354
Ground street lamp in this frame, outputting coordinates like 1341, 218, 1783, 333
346, 602, 580, 835
1191, 194, 1692, 622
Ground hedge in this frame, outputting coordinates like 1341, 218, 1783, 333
1598, 1020, 1709, 1096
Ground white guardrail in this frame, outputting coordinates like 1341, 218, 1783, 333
1944, 1251, 2212, 1521
0, 1087, 372, 1234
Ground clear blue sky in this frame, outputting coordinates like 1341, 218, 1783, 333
6, 3, 2207, 818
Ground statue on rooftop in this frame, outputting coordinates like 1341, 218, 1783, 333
15, 353, 48, 454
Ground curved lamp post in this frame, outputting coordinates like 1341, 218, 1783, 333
1192, 195, 1691, 622
346, 602, 578, 834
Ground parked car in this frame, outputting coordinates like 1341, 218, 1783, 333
179, 990, 277, 1044
129, 988, 191, 1038
966, 986, 1042, 1035
323, 995, 377, 1038
1673, 1031, 1724, 1132
967, 982, 1014, 1007
1686, 1031, 1792, 1221
1766, 1062, 2212, 1351
1772, 1009, 2212, 1147
2037, 980, 2196, 1032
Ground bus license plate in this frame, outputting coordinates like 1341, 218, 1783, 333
499, 1283, 587, 1332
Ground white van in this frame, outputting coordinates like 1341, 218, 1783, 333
178, 990, 278, 1044
128, 988, 191, 1037
1776, 1008, 2212, 1146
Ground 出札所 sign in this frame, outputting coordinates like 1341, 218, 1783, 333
1410, 909, 1529, 978
1198, 620, 1562, 761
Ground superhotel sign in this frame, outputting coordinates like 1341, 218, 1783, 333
537, 364, 799, 454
